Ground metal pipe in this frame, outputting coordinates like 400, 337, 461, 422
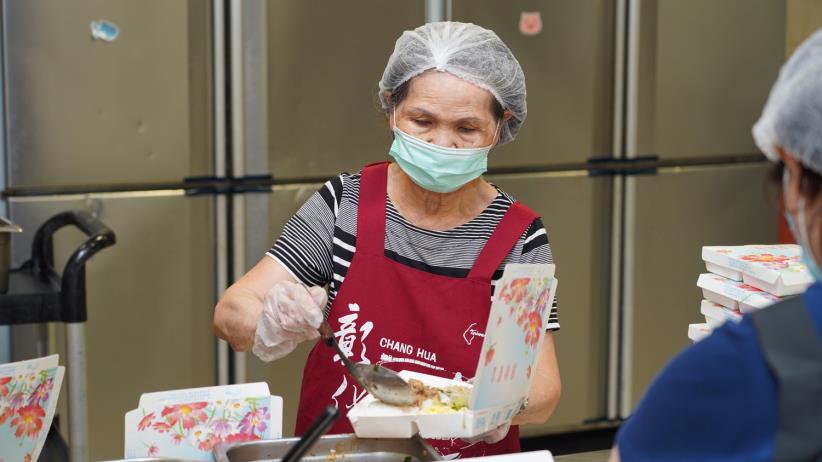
213, 0, 230, 386
425, 0, 448, 23
619, 0, 643, 418
230, 0, 247, 384
66, 323, 88, 462
607, 0, 628, 421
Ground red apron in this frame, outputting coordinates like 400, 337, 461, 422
295, 162, 538, 458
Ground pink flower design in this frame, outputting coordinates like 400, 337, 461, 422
152, 421, 172, 433
161, 402, 209, 430
226, 432, 261, 442
138, 412, 155, 431
238, 407, 270, 436
27, 381, 51, 406
210, 417, 233, 439
147, 444, 159, 457
8, 391, 26, 408
24, 454, 32, 462
198, 434, 221, 451
171, 433, 184, 445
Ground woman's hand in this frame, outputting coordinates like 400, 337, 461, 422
214, 257, 323, 355
252, 281, 327, 361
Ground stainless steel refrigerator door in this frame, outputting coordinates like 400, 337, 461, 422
624, 163, 778, 409
263, 1, 424, 180
452, 0, 615, 167
3, 0, 213, 188
8, 192, 216, 460
487, 172, 612, 435
244, 182, 322, 437
631, 0, 785, 160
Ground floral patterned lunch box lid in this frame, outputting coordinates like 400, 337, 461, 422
697, 273, 781, 312
125, 383, 283, 461
702, 245, 812, 296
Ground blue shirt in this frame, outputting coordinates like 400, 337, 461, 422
616, 282, 822, 461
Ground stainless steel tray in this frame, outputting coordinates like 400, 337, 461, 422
214, 433, 444, 462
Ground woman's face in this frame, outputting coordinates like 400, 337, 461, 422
389, 70, 504, 149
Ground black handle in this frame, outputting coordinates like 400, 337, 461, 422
281, 406, 339, 462
29, 210, 116, 322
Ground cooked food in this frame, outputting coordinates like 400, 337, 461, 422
407, 378, 470, 413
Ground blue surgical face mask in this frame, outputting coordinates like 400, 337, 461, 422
389, 110, 498, 193
783, 169, 822, 281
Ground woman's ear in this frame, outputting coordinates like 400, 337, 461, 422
503, 110, 513, 122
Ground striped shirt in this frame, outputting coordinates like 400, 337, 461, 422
268, 171, 560, 330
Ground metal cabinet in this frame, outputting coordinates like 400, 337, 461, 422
264, 1, 425, 180
9, 192, 216, 460
3, 0, 213, 188
452, 0, 615, 168
623, 164, 778, 408
488, 172, 612, 434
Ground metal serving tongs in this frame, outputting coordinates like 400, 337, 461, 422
296, 282, 416, 406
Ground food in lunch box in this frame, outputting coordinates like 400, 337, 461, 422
407, 378, 470, 413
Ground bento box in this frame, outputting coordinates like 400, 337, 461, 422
688, 323, 712, 342
702, 245, 811, 296
124, 383, 283, 460
348, 264, 558, 440
700, 299, 742, 327
697, 273, 781, 313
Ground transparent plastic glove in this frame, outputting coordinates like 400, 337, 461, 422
462, 420, 512, 445
252, 281, 327, 362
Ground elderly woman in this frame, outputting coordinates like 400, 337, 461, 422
611, 29, 822, 461
214, 22, 561, 458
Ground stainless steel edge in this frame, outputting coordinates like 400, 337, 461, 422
214, 0, 230, 387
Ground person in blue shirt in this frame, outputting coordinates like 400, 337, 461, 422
611, 29, 822, 462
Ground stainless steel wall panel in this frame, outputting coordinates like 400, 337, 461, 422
265, 1, 424, 180
9, 193, 216, 460
626, 163, 778, 409
637, 0, 785, 159
452, 0, 615, 167
3, 0, 213, 187
245, 182, 322, 436
486, 173, 611, 435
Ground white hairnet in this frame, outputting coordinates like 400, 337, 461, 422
378, 22, 526, 145
753, 29, 822, 174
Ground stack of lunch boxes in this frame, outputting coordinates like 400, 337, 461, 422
689, 244, 812, 342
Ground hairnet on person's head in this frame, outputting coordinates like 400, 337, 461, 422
378, 22, 526, 145
753, 29, 822, 175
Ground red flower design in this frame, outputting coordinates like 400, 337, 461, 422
11, 404, 45, 439
198, 434, 221, 451
138, 411, 155, 431
0, 405, 13, 425
147, 444, 159, 457
523, 311, 543, 349
25, 454, 32, 462
484, 344, 496, 366
161, 402, 208, 430
172, 433, 184, 445
0, 376, 11, 396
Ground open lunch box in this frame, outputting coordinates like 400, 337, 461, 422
348, 264, 558, 440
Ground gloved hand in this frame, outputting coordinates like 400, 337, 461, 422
462, 420, 512, 445
252, 281, 327, 362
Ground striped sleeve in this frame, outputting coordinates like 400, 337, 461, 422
520, 218, 560, 331
266, 175, 344, 286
